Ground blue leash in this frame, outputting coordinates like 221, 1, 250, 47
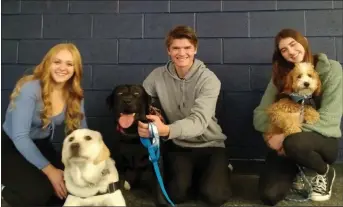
140, 123, 175, 207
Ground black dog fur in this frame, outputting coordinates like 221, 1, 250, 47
106, 84, 167, 205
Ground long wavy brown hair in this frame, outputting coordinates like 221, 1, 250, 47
10, 43, 84, 133
272, 28, 318, 92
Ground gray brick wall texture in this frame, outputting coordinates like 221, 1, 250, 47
1, 0, 343, 161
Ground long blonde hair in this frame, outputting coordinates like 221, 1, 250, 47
10, 43, 84, 133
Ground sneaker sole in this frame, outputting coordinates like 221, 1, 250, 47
311, 168, 336, 202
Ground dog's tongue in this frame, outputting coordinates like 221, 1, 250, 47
118, 113, 135, 128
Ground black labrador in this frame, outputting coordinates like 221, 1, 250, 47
106, 84, 167, 205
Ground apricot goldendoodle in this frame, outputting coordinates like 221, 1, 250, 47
265, 62, 322, 154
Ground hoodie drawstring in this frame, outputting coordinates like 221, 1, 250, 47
181, 80, 186, 108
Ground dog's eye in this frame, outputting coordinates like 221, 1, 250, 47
297, 74, 302, 79
84, 136, 92, 141
69, 137, 74, 142
308, 74, 312, 78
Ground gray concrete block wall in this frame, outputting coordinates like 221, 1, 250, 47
1, 0, 342, 161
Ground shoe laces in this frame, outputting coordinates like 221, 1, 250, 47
311, 174, 327, 194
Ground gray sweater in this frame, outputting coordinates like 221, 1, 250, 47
2, 80, 88, 169
143, 59, 226, 148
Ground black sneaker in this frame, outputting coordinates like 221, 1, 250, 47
310, 165, 336, 201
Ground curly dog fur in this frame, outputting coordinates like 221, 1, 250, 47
265, 62, 322, 152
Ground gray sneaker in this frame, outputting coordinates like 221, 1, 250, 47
285, 167, 312, 202
292, 173, 306, 191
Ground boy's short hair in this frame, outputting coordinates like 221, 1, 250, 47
165, 25, 198, 49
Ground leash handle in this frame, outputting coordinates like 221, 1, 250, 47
149, 122, 160, 149
140, 123, 175, 207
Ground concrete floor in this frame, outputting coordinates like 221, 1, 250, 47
2, 162, 343, 206
122, 163, 343, 207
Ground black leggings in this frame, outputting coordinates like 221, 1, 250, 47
259, 132, 339, 206
1, 130, 64, 206
163, 141, 232, 205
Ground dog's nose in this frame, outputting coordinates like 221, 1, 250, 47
304, 82, 310, 87
123, 97, 132, 104
70, 143, 80, 154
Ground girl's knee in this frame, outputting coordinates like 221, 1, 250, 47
3, 183, 54, 207
283, 134, 306, 155
26, 183, 54, 205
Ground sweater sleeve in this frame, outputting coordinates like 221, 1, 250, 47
80, 99, 88, 128
301, 60, 343, 138
253, 79, 278, 133
167, 75, 221, 139
10, 84, 50, 170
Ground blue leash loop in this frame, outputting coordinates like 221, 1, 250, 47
140, 123, 175, 207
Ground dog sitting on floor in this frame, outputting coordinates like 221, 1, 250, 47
62, 129, 126, 206
106, 84, 167, 205
265, 62, 322, 153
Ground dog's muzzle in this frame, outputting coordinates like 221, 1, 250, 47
70, 143, 80, 156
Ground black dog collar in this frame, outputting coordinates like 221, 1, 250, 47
68, 181, 120, 198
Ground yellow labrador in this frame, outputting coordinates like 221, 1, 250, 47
62, 129, 126, 206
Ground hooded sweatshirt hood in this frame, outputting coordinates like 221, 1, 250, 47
165, 59, 207, 81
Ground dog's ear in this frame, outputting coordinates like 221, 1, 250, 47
144, 91, 153, 123
61, 132, 74, 167
94, 132, 111, 165
106, 91, 115, 111
146, 93, 152, 109
94, 142, 110, 165
137, 86, 152, 123
283, 70, 294, 94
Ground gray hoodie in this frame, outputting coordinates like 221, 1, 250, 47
143, 59, 227, 148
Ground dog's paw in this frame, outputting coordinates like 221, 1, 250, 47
123, 180, 131, 190
304, 107, 320, 124
304, 117, 319, 125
